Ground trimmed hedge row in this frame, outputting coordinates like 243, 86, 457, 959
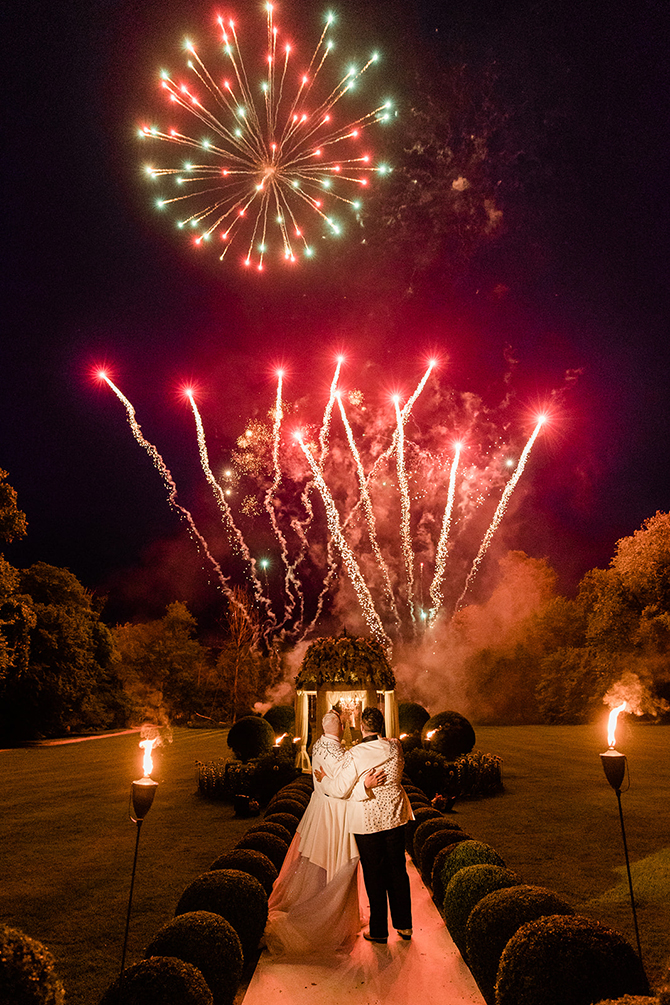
403, 761, 651, 1005
101, 776, 308, 1003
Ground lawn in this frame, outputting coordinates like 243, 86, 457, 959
1, 723, 669, 1002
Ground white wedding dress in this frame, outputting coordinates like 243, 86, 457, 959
264, 735, 362, 960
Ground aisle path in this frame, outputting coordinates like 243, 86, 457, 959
242, 856, 486, 1005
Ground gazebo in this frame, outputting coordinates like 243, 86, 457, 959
293, 632, 398, 771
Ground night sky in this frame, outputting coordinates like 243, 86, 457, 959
3, 0, 669, 627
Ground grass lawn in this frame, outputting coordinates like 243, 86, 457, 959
1, 723, 669, 1001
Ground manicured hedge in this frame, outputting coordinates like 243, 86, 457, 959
421, 711, 476, 760
438, 840, 506, 897
174, 871, 268, 963
412, 818, 463, 863
208, 848, 278, 896
495, 915, 649, 1005
235, 831, 289, 871
430, 837, 474, 907
262, 797, 306, 820
0, 925, 65, 1005
263, 812, 300, 836
404, 806, 443, 854
145, 912, 243, 1005
420, 829, 472, 883
465, 885, 575, 1004
227, 716, 275, 762
245, 821, 293, 845
443, 864, 521, 957
398, 701, 430, 735
100, 956, 213, 1005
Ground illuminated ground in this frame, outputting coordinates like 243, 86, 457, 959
241, 856, 485, 1005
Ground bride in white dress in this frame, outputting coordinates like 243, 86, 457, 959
264, 710, 382, 960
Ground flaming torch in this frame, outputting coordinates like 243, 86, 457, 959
599, 702, 644, 970
120, 735, 160, 976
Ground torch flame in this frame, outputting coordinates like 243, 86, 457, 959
140, 737, 158, 777
274, 732, 288, 746
399, 733, 408, 739
607, 702, 627, 748
426, 729, 437, 740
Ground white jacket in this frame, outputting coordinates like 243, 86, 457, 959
319, 736, 414, 835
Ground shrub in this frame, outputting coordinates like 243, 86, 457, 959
420, 829, 472, 882
398, 701, 430, 734
100, 957, 213, 1005
262, 797, 306, 820
439, 840, 506, 895
245, 821, 293, 845
144, 912, 242, 1005
412, 818, 463, 863
287, 774, 314, 792
495, 915, 649, 1005
0, 925, 65, 1005
267, 788, 310, 811
421, 711, 476, 760
174, 871, 268, 963
252, 750, 300, 804
443, 864, 521, 957
404, 805, 443, 854
465, 885, 575, 1004
594, 999, 658, 1005
400, 734, 424, 755
263, 705, 295, 736
430, 837, 475, 908
209, 848, 278, 896
263, 812, 300, 836
457, 749, 503, 797
235, 831, 289, 870
404, 748, 460, 799
227, 716, 275, 763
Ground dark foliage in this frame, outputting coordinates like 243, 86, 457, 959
0, 925, 65, 1005
262, 704, 295, 736
430, 838, 475, 909
262, 797, 306, 820
144, 912, 242, 1005
226, 716, 275, 763
412, 818, 464, 863
420, 829, 472, 883
421, 711, 476, 760
100, 957, 213, 1005
495, 915, 649, 1005
295, 634, 395, 689
174, 872, 267, 963
398, 701, 431, 735
262, 812, 300, 836
443, 864, 521, 957
245, 821, 293, 845
404, 806, 443, 854
235, 831, 289, 871
404, 747, 503, 800
439, 841, 506, 897
208, 848, 278, 896
466, 885, 575, 1005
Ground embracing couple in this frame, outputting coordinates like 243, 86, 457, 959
264, 706, 414, 960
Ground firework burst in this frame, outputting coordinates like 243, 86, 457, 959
139, 5, 393, 269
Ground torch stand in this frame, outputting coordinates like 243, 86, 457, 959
120, 776, 159, 977
599, 749, 644, 968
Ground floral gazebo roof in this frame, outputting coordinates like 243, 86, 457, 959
295, 632, 395, 690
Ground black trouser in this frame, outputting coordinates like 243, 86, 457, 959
354, 824, 412, 939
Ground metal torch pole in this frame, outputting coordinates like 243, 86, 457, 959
120, 818, 143, 975
614, 788, 644, 966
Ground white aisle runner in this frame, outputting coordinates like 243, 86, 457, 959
241, 856, 486, 1005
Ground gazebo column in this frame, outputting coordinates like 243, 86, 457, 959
294, 689, 312, 772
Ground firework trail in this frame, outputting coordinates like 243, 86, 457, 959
265, 371, 303, 628
454, 416, 546, 613
139, 7, 393, 269
394, 395, 416, 624
98, 374, 249, 619
186, 390, 273, 623
296, 355, 346, 637
428, 443, 462, 623
336, 392, 400, 624
296, 432, 390, 649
